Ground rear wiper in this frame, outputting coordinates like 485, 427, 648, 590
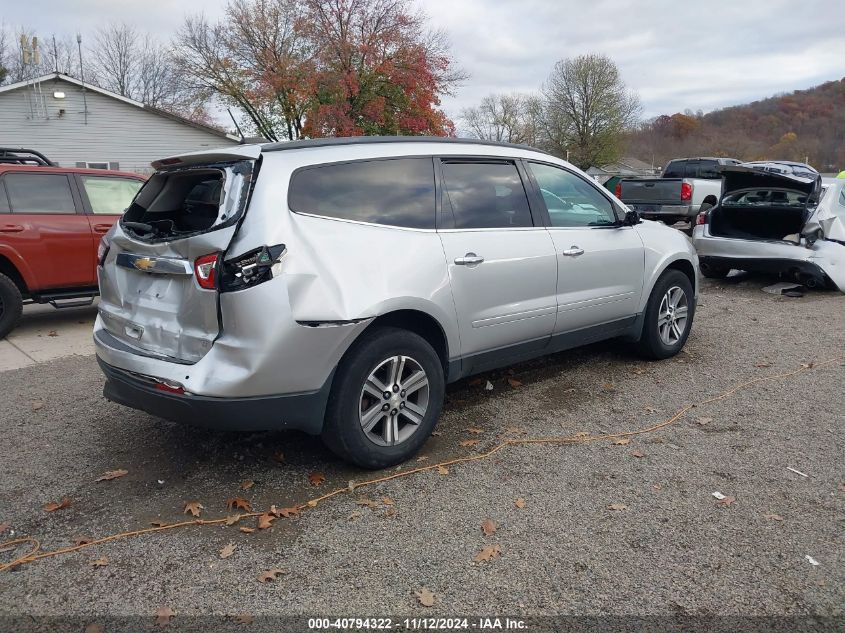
123, 221, 155, 235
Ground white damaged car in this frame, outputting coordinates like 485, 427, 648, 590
692, 165, 845, 291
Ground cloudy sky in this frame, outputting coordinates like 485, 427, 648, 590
3, 0, 844, 121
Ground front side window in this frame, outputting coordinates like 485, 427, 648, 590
4, 173, 76, 214
441, 161, 532, 229
683, 160, 701, 178
698, 160, 720, 179
288, 158, 435, 229
528, 162, 617, 227
81, 176, 143, 215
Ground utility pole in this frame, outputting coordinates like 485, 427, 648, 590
76, 33, 88, 125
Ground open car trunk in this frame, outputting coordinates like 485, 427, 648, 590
709, 166, 821, 242
97, 147, 260, 364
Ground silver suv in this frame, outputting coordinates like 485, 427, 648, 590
94, 137, 699, 468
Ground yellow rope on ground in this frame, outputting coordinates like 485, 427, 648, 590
1, 357, 840, 572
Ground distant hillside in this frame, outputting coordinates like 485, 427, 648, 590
626, 78, 845, 172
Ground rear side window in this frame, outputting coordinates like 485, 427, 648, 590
662, 160, 685, 178
4, 173, 76, 214
0, 182, 9, 213
288, 158, 435, 229
81, 176, 143, 215
441, 161, 532, 229
698, 160, 720, 178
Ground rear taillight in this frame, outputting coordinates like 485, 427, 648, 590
681, 182, 693, 201
220, 244, 286, 293
614, 182, 622, 198
97, 236, 110, 267
194, 253, 219, 290
696, 212, 707, 226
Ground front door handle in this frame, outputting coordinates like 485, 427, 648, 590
0, 224, 24, 233
562, 246, 584, 257
454, 253, 484, 266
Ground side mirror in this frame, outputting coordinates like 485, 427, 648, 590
621, 208, 640, 226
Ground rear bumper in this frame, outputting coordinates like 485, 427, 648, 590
99, 357, 331, 434
628, 203, 694, 218
699, 256, 830, 285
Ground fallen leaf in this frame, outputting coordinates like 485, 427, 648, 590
481, 519, 497, 536
150, 520, 169, 527
47, 330, 58, 337
95, 469, 128, 482
644, 406, 657, 414
84, 624, 103, 633
839, 482, 845, 492
239, 527, 255, 534
602, 383, 615, 391
308, 472, 325, 487
272, 450, 285, 463
348, 480, 356, 492
233, 614, 254, 625
348, 510, 362, 522
612, 438, 631, 446
257, 568, 286, 583
381, 497, 394, 506
473, 544, 502, 563
184, 501, 204, 517
652, 484, 662, 492
154, 606, 175, 628
631, 450, 646, 458
44, 497, 71, 512
384, 507, 397, 518
715, 496, 736, 507
416, 455, 429, 462
574, 431, 591, 439
274, 506, 299, 518
257, 514, 275, 530
90, 557, 108, 567
220, 543, 236, 559
467, 427, 484, 434
225, 514, 241, 526
507, 378, 523, 388
307, 500, 318, 507
764, 513, 784, 521
74, 535, 93, 546
755, 362, 772, 368
431, 431, 442, 436
514, 498, 526, 509
632, 368, 646, 375
0, 522, 10, 534
227, 497, 252, 512
801, 362, 815, 369
696, 417, 713, 426
436, 465, 449, 476
240, 480, 255, 491
460, 439, 480, 447
415, 587, 436, 607
608, 503, 628, 511
31, 401, 44, 411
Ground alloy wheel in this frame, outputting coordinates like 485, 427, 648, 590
359, 355, 430, 447
657, 285, 689, 346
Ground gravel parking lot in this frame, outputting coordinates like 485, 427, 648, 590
0, 275, 843, 630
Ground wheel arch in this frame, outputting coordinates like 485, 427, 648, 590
701, 195, 718, 208
359, 309, 451, 377
0, 253, 30, 296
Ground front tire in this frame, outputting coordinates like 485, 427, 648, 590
636, 269, 695, 360
322, 326, 445, 469
0, 273, 23, 340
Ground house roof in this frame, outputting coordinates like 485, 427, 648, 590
0, 73, 239, 141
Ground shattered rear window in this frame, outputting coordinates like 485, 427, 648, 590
722, 190, 808, 207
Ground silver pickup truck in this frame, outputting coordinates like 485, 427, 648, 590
616, 157, 740, 227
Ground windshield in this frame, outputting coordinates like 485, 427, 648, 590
721, 189, 809, 208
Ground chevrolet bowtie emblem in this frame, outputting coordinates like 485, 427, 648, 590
134, 257, 156, 271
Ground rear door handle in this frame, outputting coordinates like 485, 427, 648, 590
562, 246, 584, 257
454, 253, 484, 266
93, 223, 112, 234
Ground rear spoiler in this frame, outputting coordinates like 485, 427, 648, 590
151, 145, 263, 170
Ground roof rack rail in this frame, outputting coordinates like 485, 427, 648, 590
0, 148, 56, 166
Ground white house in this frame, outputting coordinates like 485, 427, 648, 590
0, 73, 239, 172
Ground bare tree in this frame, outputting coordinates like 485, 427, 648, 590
89, 22, 138, 97
542, 53, 641, 168
461, 93, 534, 143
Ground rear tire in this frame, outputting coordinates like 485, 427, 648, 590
321, 326, 445, 469
0, 273, 23, 340
636, 269, 695, 360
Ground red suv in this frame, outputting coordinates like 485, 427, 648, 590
0, 149, 145, 338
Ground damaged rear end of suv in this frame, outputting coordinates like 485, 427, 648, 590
692, 163, 845, 291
